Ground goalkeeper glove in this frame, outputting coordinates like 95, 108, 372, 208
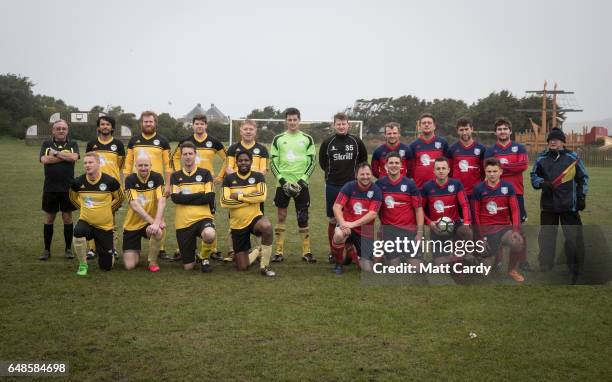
286, 183, 302, 197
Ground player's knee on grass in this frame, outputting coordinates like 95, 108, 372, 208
296, 208, 309, 228
123, 251, 139, 270
201, 227, 216, 243
360, 258, 374, 272
235, 252, 249, 271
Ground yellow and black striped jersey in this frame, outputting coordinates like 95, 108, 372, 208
86, 137, 126, 181
170, 167, 215, 229
123, 171, 165, 231
124, 133, 172, 178
69, 173, 123, 230
226, 141, 269, 173
172, 134, 227, 176
220, 171, 266, 230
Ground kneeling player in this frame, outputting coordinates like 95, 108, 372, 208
331, 163, 382, 274
375, 152, 424, 266
221, 151, 275, 276
69, 152, 124, 276
472, 158, 525, 282
421, 157, 472, 265
171, 141, 217, 272
122, 156, 167, 272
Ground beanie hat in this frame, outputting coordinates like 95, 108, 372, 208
547, 128, 566, 143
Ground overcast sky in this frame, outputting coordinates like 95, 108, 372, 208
1, 0, 610, 124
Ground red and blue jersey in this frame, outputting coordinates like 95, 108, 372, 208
471, 180, 520, 234
335, 180, 383, 238
371, 142, 412, 178
421, 178, 471, 225
375, 175, 421, 230
448, 141, 485, 196
408, 135, 449, 189
484, 141, 528, 195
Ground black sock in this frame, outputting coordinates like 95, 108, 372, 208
64, 224, 73, 250
44, 224, 53, 251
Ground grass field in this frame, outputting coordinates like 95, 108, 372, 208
0, 137, 611, 381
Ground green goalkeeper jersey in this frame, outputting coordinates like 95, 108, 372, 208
270, 130, 316, 185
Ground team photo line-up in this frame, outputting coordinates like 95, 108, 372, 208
39, 108, 588, 282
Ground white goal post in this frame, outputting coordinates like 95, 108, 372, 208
228, 118, 363, 145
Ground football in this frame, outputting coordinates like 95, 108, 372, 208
436, 216, 455, 235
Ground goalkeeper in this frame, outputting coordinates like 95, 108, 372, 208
530, 128, 588, 281
269, 107, 317, 263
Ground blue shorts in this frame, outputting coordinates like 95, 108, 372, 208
325, 183, 343, 218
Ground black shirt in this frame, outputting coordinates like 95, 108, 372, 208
40, 139, 80, 192
319, 133, 368, 186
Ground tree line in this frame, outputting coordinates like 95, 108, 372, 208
0, 73, 561, 141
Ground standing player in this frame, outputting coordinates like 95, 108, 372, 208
371, 122, 411, 178
39, 119, 80, 260
170, 142, 217, 272
269, 108, 317, 263
69, 152, 124, 276
85, 115, 125, 260
221, 151, 275, 276
484, 117, 532, 271
375, 152, 424, 266
421, 157, 472, 265
530, 128, 588, 281
319, 112, 368, 263
331, 163, 382, 274
447, 117, 485, 198
122, 155, 166, 272
123, 111, 173, 260
172, 114, 227, 262
472, 158, 525, 282
224, 119, 269, 262
408, 113, 450, 189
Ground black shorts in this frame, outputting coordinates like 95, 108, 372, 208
42, 192, 76, 213
380, 227, 421, 260
482, 227, 512, 258
176, 219, 215, 264
73, 220, 114, 270
325, 183, 343, 218
123, 225, 151, 251
274, 186, 310, 210
231, 215, 263, 253
346, 230, 374, 261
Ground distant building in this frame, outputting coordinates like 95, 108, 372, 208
179, 103, 229, 126
585, 126, 609, 144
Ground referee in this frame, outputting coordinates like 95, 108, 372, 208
530, 128, 588, 282
39, 119, 80, 260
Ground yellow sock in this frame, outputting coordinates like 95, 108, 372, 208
254, 235, 261, 249
248, 247, 260, 265
260, 244, 272, 268
87, 239, 96, 252
211, 237, 217, 253
299, 227, 311, 255
199, 241, 213, 260
74, 237, 87, 263
274, 224, 285, 254
160, 229, 166, 251
148, 236, 162, 263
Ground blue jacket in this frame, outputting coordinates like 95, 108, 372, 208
530, 149, 588, 213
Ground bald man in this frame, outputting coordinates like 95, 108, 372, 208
122, 156, 167, 272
